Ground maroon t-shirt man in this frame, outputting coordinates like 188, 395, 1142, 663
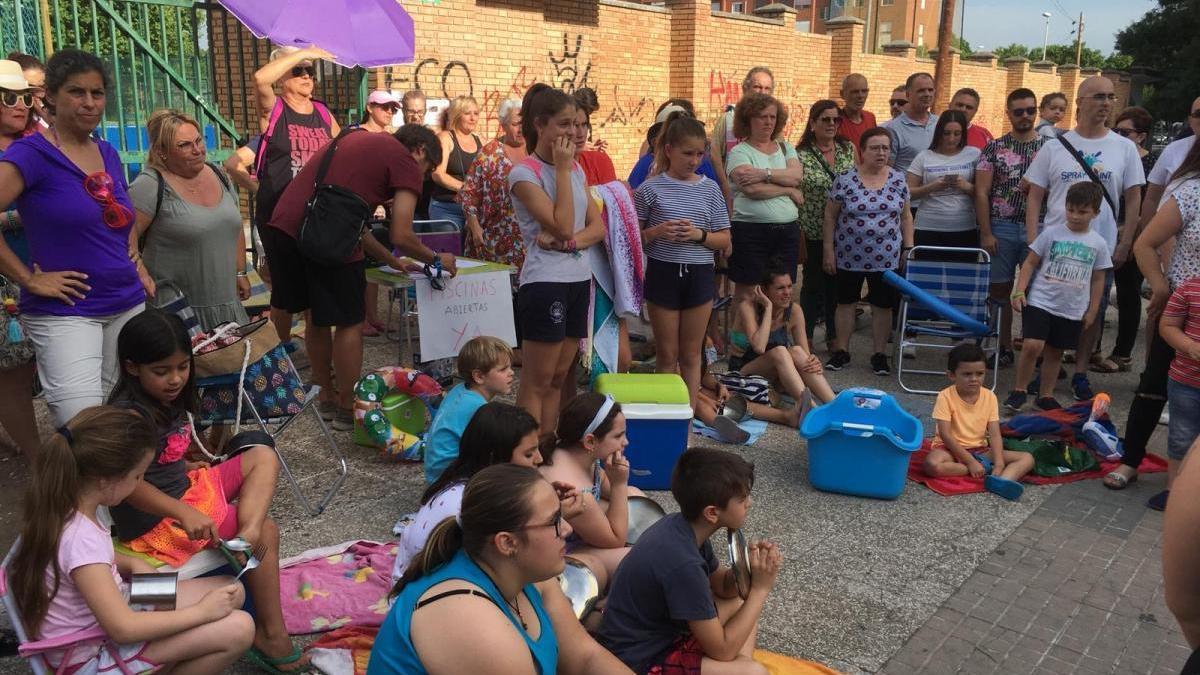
269, 131, 423, 262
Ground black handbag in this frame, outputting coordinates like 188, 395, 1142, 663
297, 128, 372, 265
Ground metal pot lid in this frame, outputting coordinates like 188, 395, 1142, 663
727, 528, 751, 600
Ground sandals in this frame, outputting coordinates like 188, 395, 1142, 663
244, 646, 306, 674
1103, 467, 1138, 490
1111, 355, 1133, 372
1089, 354, 1122, 374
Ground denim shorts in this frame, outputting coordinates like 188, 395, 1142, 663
1167, 378, 1200, 461
989, 219, 1027, 284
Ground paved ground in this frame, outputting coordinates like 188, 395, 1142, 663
0, 303, 1193, 674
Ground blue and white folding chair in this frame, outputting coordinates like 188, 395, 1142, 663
894, 246, 1001, 395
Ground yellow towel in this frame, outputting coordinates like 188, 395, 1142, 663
753, 650, 843, 675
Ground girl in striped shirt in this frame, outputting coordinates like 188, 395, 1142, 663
635, 115, 731, 410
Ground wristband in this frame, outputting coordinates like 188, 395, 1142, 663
566, 239, 577, 253
236, 271, 248, 278
1010, 290, 1025, 299
698, 229, 708, 244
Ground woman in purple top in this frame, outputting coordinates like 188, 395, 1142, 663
0, 49, 149, 426
821, 127, 913, 376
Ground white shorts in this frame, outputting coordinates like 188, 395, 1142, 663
52, 639, 159, 675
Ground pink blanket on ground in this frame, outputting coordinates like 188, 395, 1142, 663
279, 540, 396, 635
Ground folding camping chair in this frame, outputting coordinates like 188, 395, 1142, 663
894, 246, 1001, 395
2, 539, 129, 675
193, 331, 348, 516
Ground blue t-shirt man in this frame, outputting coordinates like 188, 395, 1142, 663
422, 382, 487, 484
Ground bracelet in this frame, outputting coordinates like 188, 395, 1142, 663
1010, 290, 1026, 299
235, 271, 248, 278
566, 239, 577, 253
698, 229, 708, 244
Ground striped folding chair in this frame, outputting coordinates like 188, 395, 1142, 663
894, 246, 1001, 395
150, 280, 202, 339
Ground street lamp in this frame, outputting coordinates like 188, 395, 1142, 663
1041, 12, 1052, 61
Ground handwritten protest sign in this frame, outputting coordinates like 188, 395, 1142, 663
415, 270, 516, 361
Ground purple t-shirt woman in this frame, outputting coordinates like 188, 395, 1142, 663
1, 133, 142, 316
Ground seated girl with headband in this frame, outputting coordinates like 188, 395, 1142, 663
538, 393, 641, 591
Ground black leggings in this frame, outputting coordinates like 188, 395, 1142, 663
1121, 326, 1174, 470
800, 238, 836, 344
1109, 260, 1144, 359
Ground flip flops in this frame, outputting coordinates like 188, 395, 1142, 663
985, 475, 1025, 502
244, 646, 306, 675
1103, 468, 1138, 490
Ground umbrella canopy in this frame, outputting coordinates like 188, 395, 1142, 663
220, 0, 415, 69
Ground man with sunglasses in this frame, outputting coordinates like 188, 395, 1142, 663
253, 45, 341, 350
974, 88, 1046, 367
888, 85, 908, 119
1025, 76, 1146, 401
837, 73, 876, 149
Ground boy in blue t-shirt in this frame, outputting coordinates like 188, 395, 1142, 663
599, 448, 783, 674
422, 336, 514, 484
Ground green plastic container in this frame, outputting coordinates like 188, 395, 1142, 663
594, 374, 692, 490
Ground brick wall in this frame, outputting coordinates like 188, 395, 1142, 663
207, 0, 1130, 178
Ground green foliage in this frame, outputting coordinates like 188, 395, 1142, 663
953, 35, 972, 56
993, 43, 1031, 62
988, 41, 1132, 71
1116, 0, 1200, 122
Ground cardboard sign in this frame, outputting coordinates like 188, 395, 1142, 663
415, 270, 516, 361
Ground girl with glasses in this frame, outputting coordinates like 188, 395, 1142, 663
0, 49, 148, 427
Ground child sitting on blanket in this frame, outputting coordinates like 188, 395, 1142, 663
599, 448, 783, 674
924, 343, 1035, 501
423, 336, 515, 484
694, 339, 811, 443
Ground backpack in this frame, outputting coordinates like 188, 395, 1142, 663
252, 97, 334, 179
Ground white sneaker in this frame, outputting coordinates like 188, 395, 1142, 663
1160, 409, 1170, 426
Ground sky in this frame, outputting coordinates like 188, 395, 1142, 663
954, 0, 1157, 56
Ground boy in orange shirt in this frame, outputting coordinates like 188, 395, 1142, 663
924, 343, 1035, 500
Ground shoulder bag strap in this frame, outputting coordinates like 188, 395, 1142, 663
253, 98, 285, 178
149, 167, 165, 230
310, 127, 360, 190
206, 162, 233, 193
1057, 135, 1118, 218
805, 146, 838, 181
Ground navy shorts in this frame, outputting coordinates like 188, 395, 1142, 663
728, 221, 800, 284
517, 280, 590, 343
1021, 304, 1081, 350
644, 258, 716, 311
834, 269, 897, 308
260, 225, 366, 328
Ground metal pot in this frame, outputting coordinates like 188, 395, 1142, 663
626, 495, 667, 545
129, 572, 179, 610
727, 528, 751, 600
720, 394, 749, 423
557, 558, 600, 620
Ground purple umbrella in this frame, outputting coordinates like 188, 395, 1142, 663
219, 0, 415, 68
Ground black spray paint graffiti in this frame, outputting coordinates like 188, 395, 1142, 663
389, 58, 475, 98
549, 33, 591, 93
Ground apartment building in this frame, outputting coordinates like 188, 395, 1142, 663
704, 0, 942, 53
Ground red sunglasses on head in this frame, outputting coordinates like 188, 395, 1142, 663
83, 171, 134, 229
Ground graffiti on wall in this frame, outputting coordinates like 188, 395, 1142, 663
709, 70, 741, 109
597, 86, 655, 129
549, 33, 592, 93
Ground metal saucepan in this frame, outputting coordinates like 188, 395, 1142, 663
720, 394, 749, 423
129, 572, 179, 610
727, 528, 752, 600
626, 495, 667, 546
557, 557, 600, 620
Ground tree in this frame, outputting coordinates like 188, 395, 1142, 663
1116, 0, 1200, 122
993, 43, 1030, 62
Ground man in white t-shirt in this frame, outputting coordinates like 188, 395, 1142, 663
1024, 75, 1146, 400
1141, 96, 1200, 222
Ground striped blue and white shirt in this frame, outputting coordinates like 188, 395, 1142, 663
634, 174, 730, 266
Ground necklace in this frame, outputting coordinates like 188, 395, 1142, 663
533, 150, 553, 165
503, 593, 527, 631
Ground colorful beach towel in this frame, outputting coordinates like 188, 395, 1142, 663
753, 650, 843, 674
906, 441, 1167, 496
279, 540, 396, 635
582, 182, 644, 382
305, 625, 378, 675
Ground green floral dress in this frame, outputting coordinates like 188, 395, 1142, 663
795, 141, 856, 240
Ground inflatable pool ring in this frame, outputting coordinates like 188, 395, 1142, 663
881, 270, 991, 336
352, 367, 443, 460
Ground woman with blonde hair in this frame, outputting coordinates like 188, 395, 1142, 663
128, 109, 248, 330
432, 95, 481, 228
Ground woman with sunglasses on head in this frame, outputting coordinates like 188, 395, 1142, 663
252, 45, 340, 347
0, 58, 40, 457
1094, 106, 1159, 374
128, 110, 249, 332
796, 100, 856, 355
370, 464, 632, 675
0, 49, 148, 427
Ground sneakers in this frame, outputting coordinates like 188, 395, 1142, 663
870, 352, 891, 376
985, 475, 1025, 501
1034, 396, 1062, 411
1004, 390, 1028, 413
331, 409, 355, 432
825, 350, 851, 371
1146, 489, 1170, 511
997, 348, 1015, 368
1071, 373, 1094, 401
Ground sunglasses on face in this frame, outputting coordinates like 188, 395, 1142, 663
515, 507, 565, 539
889, 99, 907, 107
377, 104, 400, 113
818, 115, 840, 124
83, 172, 134, 229
290, 65, 317, 79
1112, 127, 1142, 138
0, 91, 33, 108
1010, 106, 1038, 117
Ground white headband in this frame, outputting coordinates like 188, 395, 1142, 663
583, 395, 617, 438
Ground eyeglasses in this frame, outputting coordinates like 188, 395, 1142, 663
290, 65, 317, 79
423, 255, 445, 291
0, 91, 33, 108
514, 507, 564, 539
403, 108, 425, 117
1010, 106, 1038, 117
1083, 93, 1118, 103
889, 99, 907, 107
83, 172, 134, 229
